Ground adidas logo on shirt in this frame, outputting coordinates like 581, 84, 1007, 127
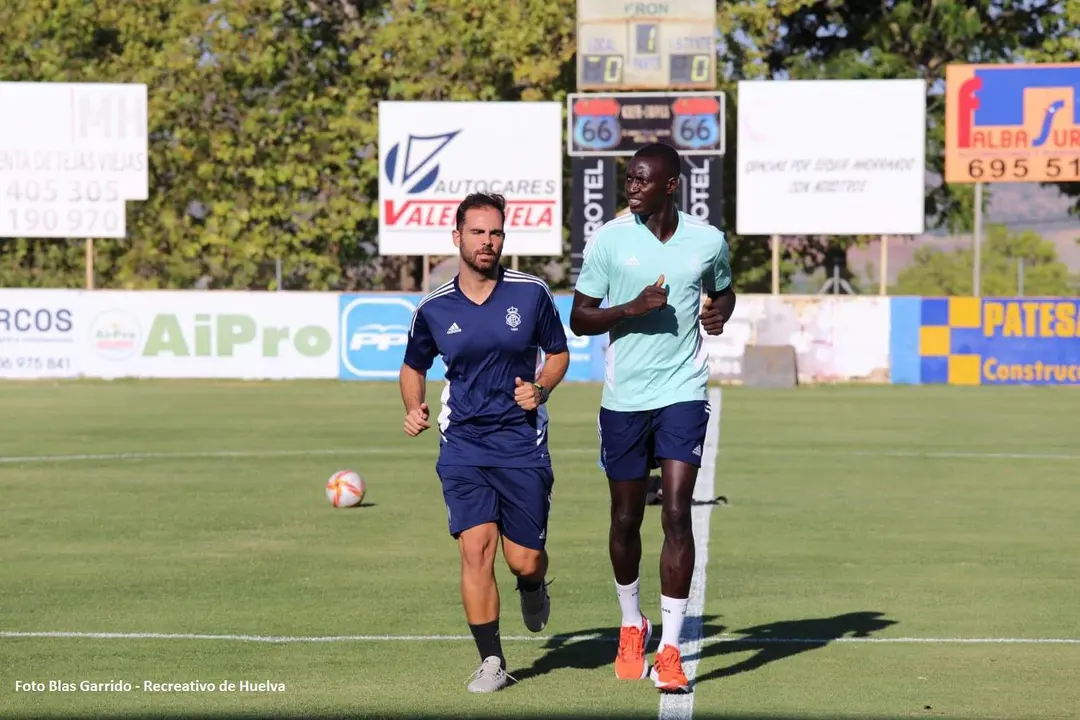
625, 255, 640, 266
446, 323, 461, 335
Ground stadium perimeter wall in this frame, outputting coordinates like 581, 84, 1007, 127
0, 290, 1077, 386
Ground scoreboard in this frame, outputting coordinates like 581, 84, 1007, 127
576, 0, 717, 91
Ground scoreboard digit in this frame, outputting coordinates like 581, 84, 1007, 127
577, 0, 717, 91
582, 55, 624, 85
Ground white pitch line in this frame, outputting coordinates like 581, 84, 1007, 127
0, 449, 361, 464
761, 448, 1080, 462
3, 631, 1078, 645
2, 446, 1079, 466
658, 388, 722, 720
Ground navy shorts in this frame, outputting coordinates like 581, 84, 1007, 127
436, 465, 554, 551
597, 400, 711, 482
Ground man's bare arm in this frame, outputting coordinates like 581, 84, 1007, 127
569, 292, 626, 336
536, 349, 569, 393
569, 277, 668, 337
399, 363, 426, 412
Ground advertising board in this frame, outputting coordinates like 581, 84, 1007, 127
81, 292, 338, 379
567, 92, 725, 157
338, 293, 601, 383
378, 101, 563, 256
0, 82, 148, 238
892, 297, 1080, 385
0, 290, 82, 379
735, 79, 926, 236
945, 63, 1080, 184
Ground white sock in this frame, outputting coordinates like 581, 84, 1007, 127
615, 578, 642, 627
659, 595, 689, 651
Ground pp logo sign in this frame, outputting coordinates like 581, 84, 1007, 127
351, 324, 408, 352
339, 295, 446, 381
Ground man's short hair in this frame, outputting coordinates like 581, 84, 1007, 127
632, 142, 681, 181
455, 193, 507, 231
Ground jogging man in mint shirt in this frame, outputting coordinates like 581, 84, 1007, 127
570, 142, 736, 694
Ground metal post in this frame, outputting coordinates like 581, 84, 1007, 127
1018, 257, 1024, 297
422, 255, 430, 293
275, 258, 282, 291
879, 235, 888, 295
511, 256, 519, 271
973, 182, 983, 297
85, 239, 94, 290
771, 235, 780, 295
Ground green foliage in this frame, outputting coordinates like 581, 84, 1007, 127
0, 0, 580, 290
1019, 0, 1080, 215
713, 0, 1069, 291
0, 0, 1075, 291
892, 225, 1073, 296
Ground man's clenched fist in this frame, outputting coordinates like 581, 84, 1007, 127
513, 377, 542, 411
403, 402, 431, 436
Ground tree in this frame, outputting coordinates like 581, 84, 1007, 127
721, 0, 1066, 287
892, 224, 1072, 296
2, 1, 1071, 291
0, 0, 582, 290
0, 0, 388, 290
1020, 0, 1080, 215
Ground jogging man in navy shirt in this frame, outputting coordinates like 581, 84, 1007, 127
399, 192, 570, 694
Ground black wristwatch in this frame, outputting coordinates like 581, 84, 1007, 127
533, 383, 550, 404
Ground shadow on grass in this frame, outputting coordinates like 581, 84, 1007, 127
511, 610, 898, 689
690, 611, 898, 684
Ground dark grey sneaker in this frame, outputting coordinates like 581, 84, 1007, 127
518, 578, 551, 633
466, 656, 512, 693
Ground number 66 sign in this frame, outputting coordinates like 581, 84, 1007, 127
671, 96, 722, 152
567, 92, 726, 157
571, 97, 621, 152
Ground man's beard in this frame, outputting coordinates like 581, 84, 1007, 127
463, 249, 501, 277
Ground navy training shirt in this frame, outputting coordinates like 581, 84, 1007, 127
403, 268, 569, 468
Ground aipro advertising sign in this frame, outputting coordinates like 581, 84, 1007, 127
82, 292, 338, 379
894, 297, 1080, 385
338, 293, 602, 382
377, 101, 564, 256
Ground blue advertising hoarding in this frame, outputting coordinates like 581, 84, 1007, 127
339, 293, 605, 382
890, 297, 1080, 385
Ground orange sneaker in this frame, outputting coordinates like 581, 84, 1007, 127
614, 614, 652, 680
650, 644, 690, 693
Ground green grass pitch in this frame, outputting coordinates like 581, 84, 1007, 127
1, 381, 1079, 719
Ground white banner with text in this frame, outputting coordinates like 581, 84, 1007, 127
736, 79, 927, 236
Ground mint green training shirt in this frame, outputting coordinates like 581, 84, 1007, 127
575, 210, 731, 412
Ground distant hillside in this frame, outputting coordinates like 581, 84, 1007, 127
846, 181, 1080, 288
